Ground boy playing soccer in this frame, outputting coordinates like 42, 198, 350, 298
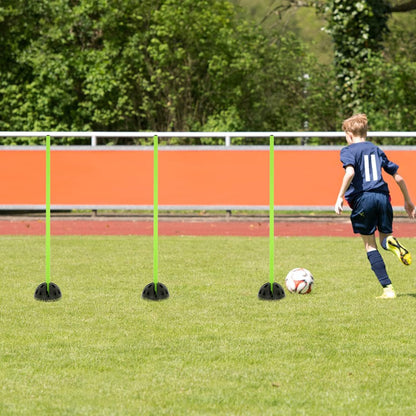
335, 113, 416, 299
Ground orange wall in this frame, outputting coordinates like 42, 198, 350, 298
0, 148, 414, 209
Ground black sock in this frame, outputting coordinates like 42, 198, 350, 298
367, 250, 391, 287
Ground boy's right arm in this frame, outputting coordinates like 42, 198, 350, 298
393, 172, 416, 218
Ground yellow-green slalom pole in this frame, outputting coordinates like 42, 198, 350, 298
269, 135, 275, 292
256, 135, 284, 300
34, 135, 61, 301
153, 135, 159, 294
45, 135, 51, 293
141, 135, 169, 300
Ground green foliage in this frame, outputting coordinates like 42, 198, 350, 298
0, 0, 327, 145
325, 0, 391, 113
2, 0, 416, 145
235, 0, 416, 137
359, 55, 416, 142
385, 10, 416, 63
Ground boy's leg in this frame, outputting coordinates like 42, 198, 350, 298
351, 194, 395, 297
380, 233, 412, 266
361, 234, 396, 299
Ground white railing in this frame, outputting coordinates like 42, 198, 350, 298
0, 131, 415, 212
0, 131, 416, 146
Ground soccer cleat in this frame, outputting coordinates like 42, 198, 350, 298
386, 236, 412, 266
376, 284, 396, 299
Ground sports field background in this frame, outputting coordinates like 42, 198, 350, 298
1, 213, 416, 415
1, 213, 416, 237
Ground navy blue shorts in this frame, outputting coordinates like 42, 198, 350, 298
349, 192, 393, 235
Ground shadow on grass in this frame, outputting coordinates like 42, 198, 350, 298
397, 293, 416, 299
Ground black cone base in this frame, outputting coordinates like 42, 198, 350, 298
258, 282, 285, 300
142, 282, 169, 301
34, 282, 62, 302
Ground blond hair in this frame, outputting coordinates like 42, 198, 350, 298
342, 113, 368, 138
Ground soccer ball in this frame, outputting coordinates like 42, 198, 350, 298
285, 268, 314, 294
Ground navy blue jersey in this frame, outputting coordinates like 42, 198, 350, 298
340, 141, 399, 204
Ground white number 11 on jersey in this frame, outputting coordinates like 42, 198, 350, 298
364, 154, 378, 182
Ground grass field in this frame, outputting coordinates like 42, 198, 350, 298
1, 235, 416, 415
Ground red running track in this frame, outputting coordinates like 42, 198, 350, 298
1, 217, 416, 237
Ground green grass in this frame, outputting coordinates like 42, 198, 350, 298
1, 235, 416, 415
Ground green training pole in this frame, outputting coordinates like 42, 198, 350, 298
269, 135, 275, 292
153, 135, 159, 293
141, 135, 169, 300
34, 135, 61, 301
45, 135, 51, 294
257, 136, 284, 300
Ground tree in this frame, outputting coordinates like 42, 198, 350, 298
325, 0, 390, 113
0, 0, 324, 144
260, 0, 416, 132
261, 0, 416, 16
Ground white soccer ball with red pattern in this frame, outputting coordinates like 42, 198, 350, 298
285, 268, 314, 294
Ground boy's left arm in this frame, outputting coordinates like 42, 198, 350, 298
335, 165, 355, 214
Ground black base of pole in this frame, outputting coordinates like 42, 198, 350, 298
258, 282, 285, 300
142, 282, 169, 301
34, 282, 62, 302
